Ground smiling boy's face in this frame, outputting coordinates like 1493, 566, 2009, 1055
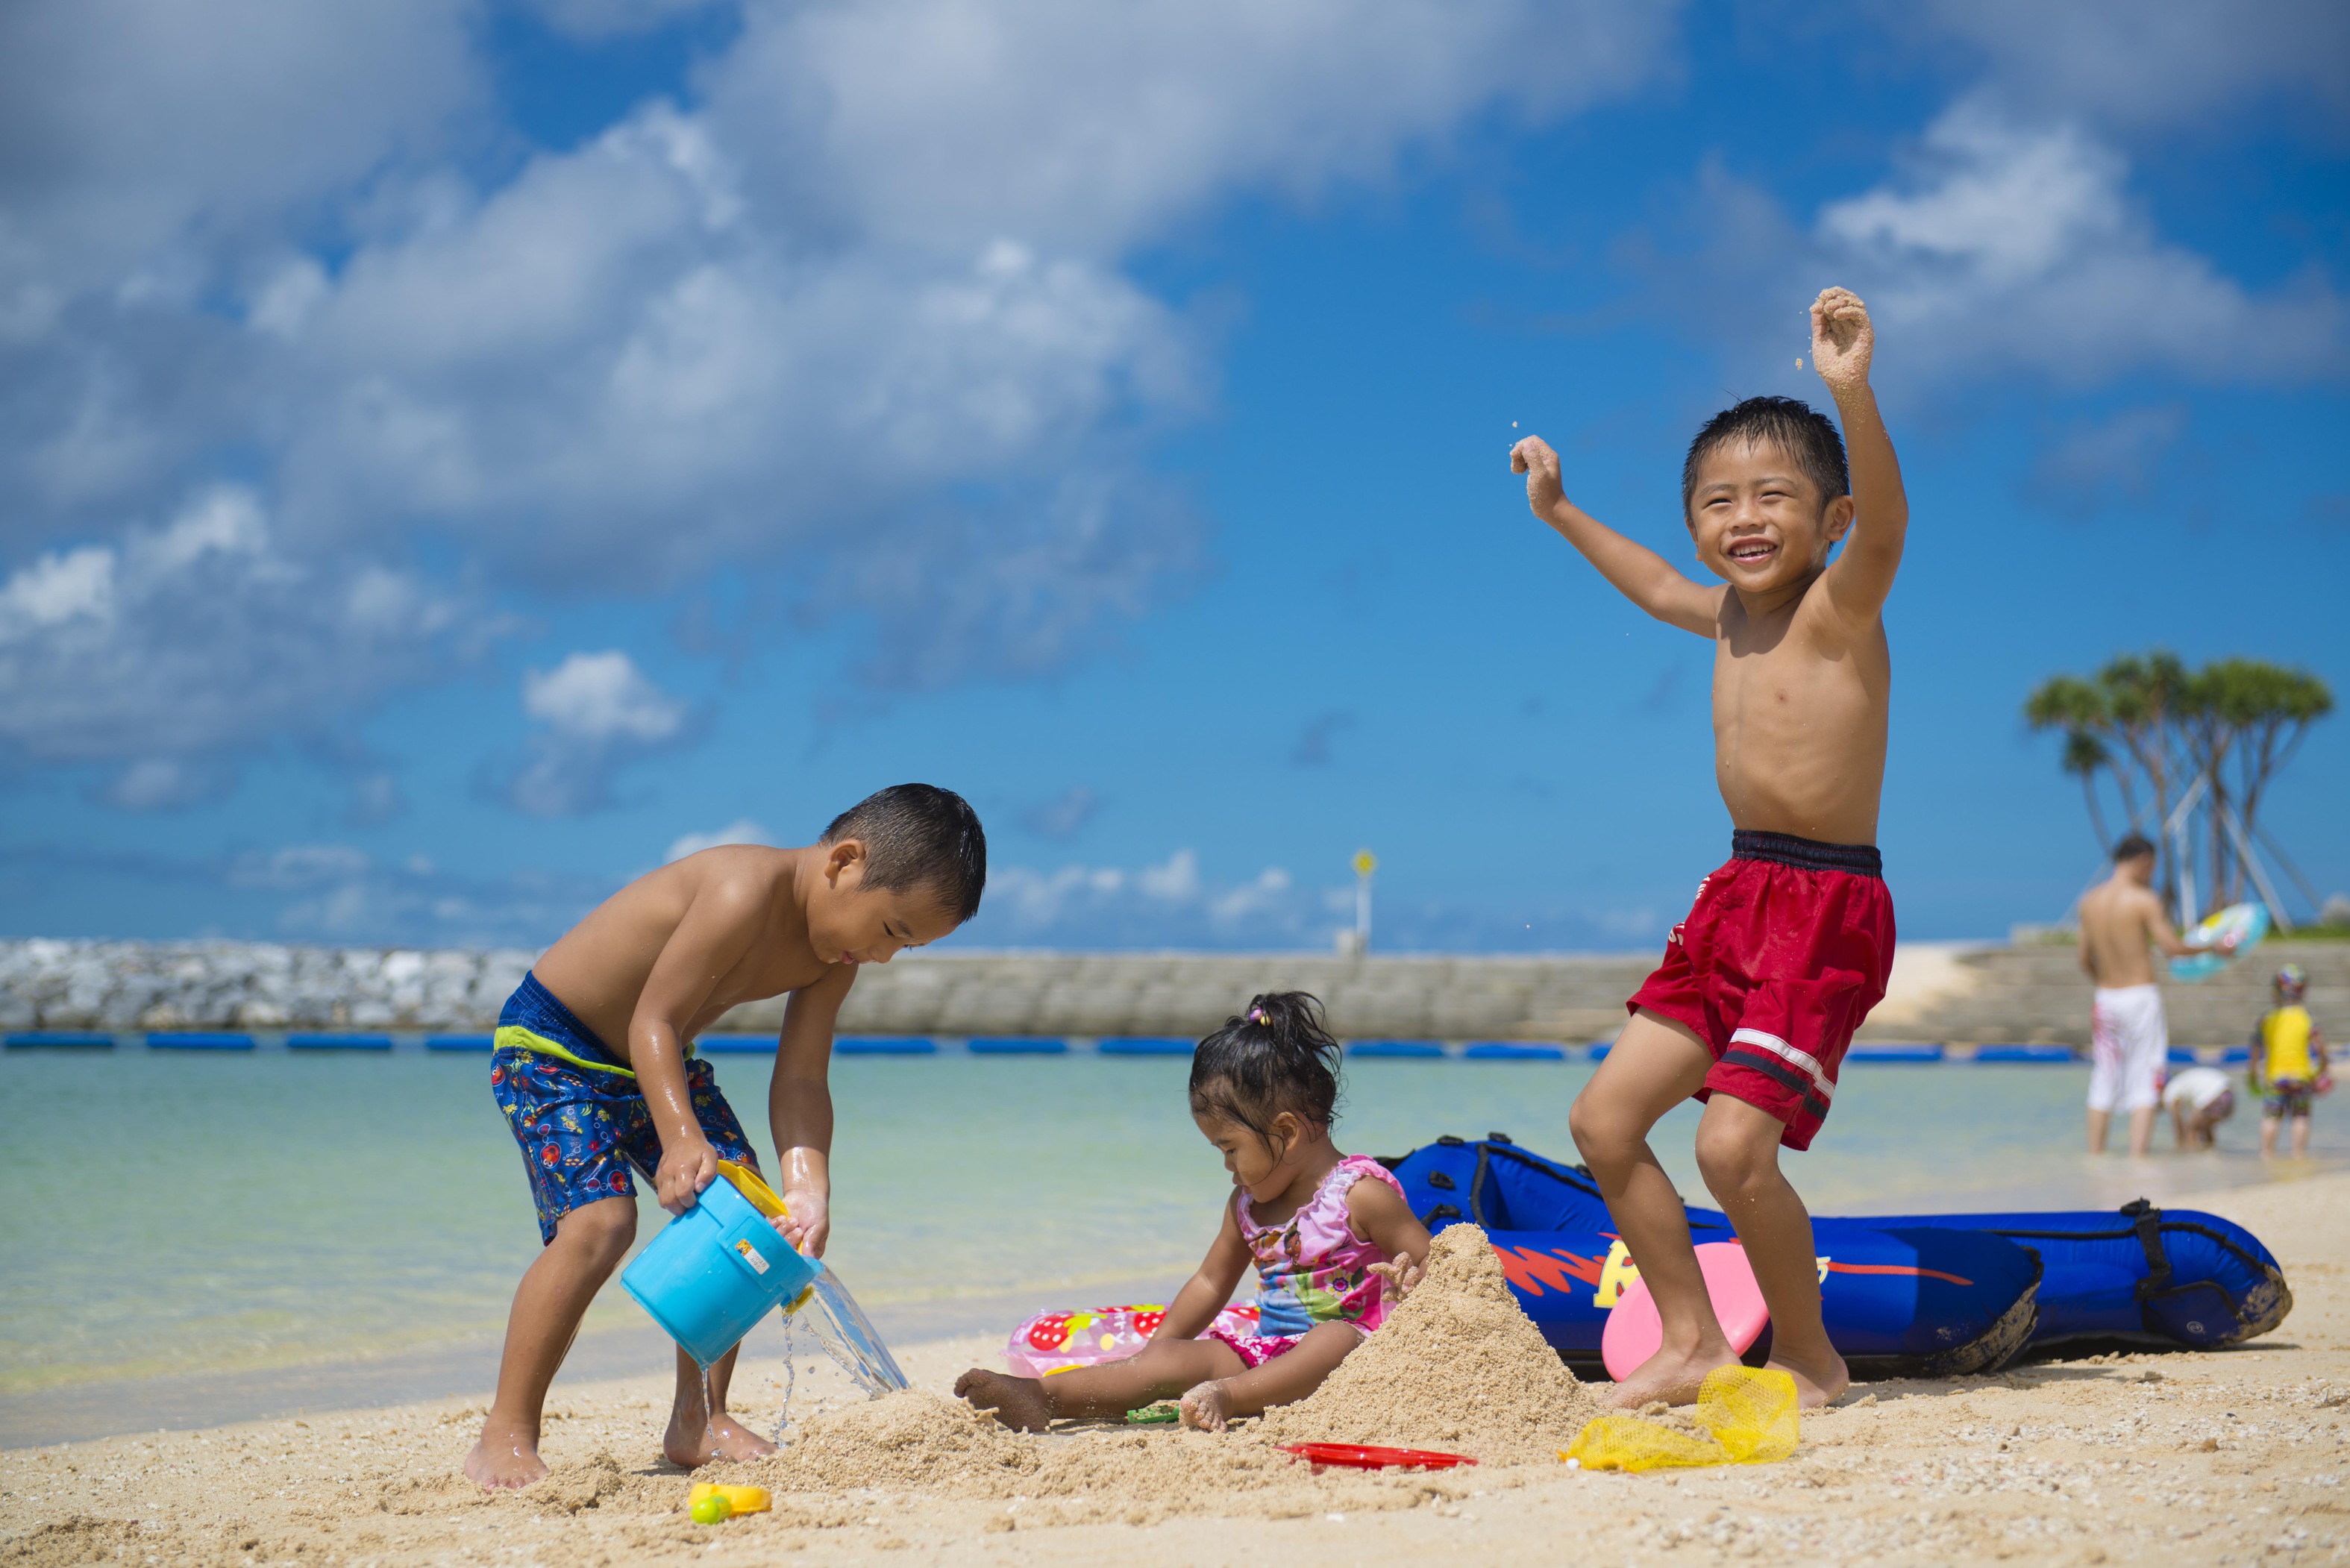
1685, 437, 1855, 593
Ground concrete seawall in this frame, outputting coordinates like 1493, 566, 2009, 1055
7, 938, 2343, 1047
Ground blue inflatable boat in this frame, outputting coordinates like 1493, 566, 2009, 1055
1382, 1134, 2290, 1376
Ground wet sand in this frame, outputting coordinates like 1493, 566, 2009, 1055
6, 1173, 2346, 1567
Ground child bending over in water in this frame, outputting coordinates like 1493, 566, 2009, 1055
956, 992, 1429, 1431
1512, 288, 1908, 1411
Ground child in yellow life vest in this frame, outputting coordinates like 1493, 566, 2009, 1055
2250, 964, 2330, 1160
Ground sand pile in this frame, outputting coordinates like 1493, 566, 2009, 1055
1260, 1222, 1600, 1464
709, 1224, 1596, 1519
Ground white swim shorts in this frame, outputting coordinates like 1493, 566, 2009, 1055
2088, 984, 2168, 1113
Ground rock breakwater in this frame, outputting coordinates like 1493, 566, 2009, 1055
10, 937, 2339, 1043
0, 938, 534, 1030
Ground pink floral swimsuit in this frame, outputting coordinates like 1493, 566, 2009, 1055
1206, 1154, 1409, 1370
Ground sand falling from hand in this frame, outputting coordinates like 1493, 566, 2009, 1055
1259, 1222, 1601, 1466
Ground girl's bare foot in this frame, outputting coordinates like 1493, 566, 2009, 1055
953, 1369, 1056, 1432
1767, 1348, 1849, 1410
1178, 1379, 1232, 1431
465, 1421, 548, 1490
662, 1406, 777, 1469
1608, 1335, 1740, 1408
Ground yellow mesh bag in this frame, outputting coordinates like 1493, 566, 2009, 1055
1695, 1364, 1799, 1463
1561, 1366, 1799, 1473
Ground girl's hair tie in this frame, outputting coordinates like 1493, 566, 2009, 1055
1248, 1006, 1268, 1026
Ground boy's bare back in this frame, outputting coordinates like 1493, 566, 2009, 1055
528, 830, 963, 1232
1514, 288, 1906, 844
533, 847, 850, 1064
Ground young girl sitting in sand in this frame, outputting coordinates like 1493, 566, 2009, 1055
956, 992, 1429, 1432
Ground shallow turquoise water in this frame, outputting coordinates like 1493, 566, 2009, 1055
3, 1047, 2337, 1392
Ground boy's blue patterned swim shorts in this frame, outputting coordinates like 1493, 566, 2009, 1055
490, 972, 758, 1244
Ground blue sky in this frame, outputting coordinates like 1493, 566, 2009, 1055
2, 0, 2345, 954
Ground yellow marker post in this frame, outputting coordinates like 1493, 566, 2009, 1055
1347, 850, 1377, 956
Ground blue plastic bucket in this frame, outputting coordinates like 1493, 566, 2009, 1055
621, 1172, 821, 1366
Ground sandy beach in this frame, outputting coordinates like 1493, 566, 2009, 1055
6, 1170, 2346, 1567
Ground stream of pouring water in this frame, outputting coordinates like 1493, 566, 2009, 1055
771, 1311, 800, 1443
771, 1266, 908, 1441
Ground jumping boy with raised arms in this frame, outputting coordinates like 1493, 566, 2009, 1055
1511, 288, 1904, 1408
466, 784, 985, 1487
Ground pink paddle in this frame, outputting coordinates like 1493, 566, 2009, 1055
1600, 1241, 1771, 1383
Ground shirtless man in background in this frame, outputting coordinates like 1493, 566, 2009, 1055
2078, 833, 2216, 1157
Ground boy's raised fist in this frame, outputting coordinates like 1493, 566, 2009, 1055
1511, 433, 1567, 515
1808, 286, 1873, 393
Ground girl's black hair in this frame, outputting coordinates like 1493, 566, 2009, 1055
1188, 991, 1344, 1147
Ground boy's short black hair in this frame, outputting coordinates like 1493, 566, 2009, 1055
2112, 832, 2157, 864
1682, 395, 1850, 521
821, 783, 987, 923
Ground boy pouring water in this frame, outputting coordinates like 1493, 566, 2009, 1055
466, 785, 984, 1487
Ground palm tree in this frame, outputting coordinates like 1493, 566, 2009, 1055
2026, 672, 2142, 869
2185, 659, 2334, 906
2060, 730, 2114, 852
2030, 653, 2331, 918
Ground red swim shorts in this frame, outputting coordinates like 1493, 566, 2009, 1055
1626, 830, 1896, 1151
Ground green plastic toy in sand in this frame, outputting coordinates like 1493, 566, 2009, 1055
1126, 1402, 1180, 1425
689, 1492, 732, 1525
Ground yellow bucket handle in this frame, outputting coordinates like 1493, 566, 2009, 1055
715, 1158, 811, 1305
715, 1158, 791, 1220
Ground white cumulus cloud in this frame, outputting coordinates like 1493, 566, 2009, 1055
1815, 101, 2346, 385
524, 650, 688, 744
709, 0, 1678, 257
0, 0, 1684, 794
0, 486, 486, 809
498, 650, 695, 817
0, 545, 113, 633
